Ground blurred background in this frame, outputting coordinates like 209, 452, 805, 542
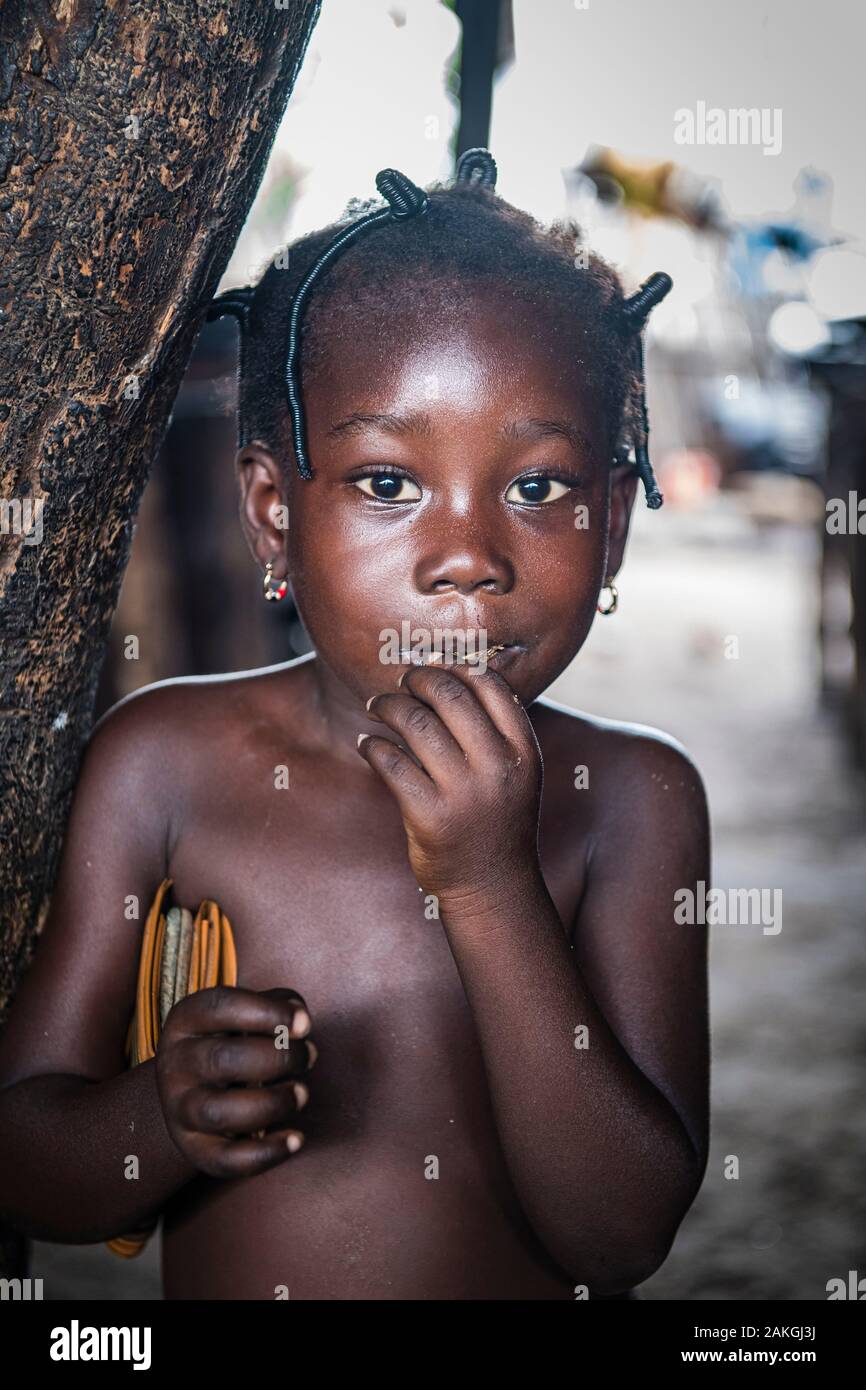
40, 0, 866, 1298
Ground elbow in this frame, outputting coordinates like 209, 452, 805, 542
567, 1176, 703, 1297
579, 1232, 675, 1298
2, 1206, 156, 1247
543, 1142, 707, 1296
597, 1144, 706, 1294
0, 1201, 100, 1247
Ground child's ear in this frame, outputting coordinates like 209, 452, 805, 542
235, 443, 290, 571
606, 463, 639, 578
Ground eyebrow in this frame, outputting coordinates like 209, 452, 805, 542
327, 410, 594, 455
500, 417, 594, 457
327, 411, 433, 439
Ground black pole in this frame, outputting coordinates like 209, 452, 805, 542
454, 0, 502, 159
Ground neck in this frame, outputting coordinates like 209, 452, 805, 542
296, 653, 394, 765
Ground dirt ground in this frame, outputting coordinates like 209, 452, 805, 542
30, 497, 866, 1300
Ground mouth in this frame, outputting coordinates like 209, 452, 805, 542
478, 642, 526, 670
398, 642, 525, 669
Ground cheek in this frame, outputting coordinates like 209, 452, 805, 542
285, 506, 417, 683
290, 512, 412, 612
513, 504, 609, 678
519, 497, 609, 604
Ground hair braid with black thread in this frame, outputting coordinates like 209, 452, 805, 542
206, 148, 671, 507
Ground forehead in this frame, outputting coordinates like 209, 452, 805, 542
303, 283, 606, 444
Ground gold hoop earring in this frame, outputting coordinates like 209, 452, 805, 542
597, 577, 618, 615
263, 560, 288, 603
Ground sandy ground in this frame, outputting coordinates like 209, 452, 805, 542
30, 498, 866, 1300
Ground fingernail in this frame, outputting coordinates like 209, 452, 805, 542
357, 733, 370, 748
365, 695, 376, 711
291, 1009, 311, 1037
306, 1040, 318, 1068
294, 1082, 309, 1110
287, 1131, 304, 1153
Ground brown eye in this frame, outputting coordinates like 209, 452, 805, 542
354, 474, 421, 502
506, 476, 571, 504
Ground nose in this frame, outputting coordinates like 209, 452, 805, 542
414, 530, 514, 597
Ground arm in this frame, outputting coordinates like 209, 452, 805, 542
434, 765, 708, 1296
0, 689, 198, 1242
0, 1065, 198, 1243
359, 667, 709, 1296
0, 686, 316, 1244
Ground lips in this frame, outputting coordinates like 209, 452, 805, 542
481, 642, 524, 669
398, 641, 524, 668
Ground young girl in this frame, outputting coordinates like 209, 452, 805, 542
0, 149, 709, 1300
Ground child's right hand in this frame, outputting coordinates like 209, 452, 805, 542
155, 986, 316, 1178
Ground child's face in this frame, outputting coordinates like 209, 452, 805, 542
243, 287, 636, 707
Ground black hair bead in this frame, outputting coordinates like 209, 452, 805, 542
454, 148, 498, 190
621, 272, 673, 330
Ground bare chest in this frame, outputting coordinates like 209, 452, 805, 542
165, 757, 586, 1121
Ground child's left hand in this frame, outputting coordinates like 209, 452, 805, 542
358, 661, 543, 907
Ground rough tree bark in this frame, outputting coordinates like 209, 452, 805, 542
0, 0, 322, 1277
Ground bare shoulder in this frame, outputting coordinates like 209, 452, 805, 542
88, 654, 316, 778
531, 695, 709, 837
70, 656, 317, 860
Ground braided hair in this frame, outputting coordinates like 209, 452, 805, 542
206, 149, 671, 508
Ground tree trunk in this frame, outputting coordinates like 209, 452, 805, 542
0, 0, 322, 1277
